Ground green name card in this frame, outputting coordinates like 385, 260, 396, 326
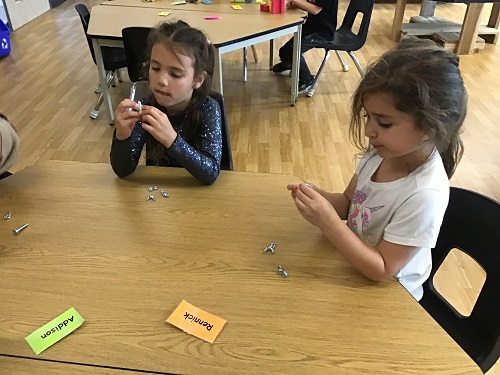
25, 307, 84, 355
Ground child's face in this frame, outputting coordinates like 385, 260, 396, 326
149, 43, 207, 114
363, 92, 430, 161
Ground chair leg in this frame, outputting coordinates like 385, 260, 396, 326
251, 45, 259, 63
307, 49, 330, 97
347, 51, 365, 77
90, 93, 104, 119
242, 47, 248, 82
90, 71, 115, 119
116, 69, 123, 82
269, 39, 274, 70
335, 51, 349, 72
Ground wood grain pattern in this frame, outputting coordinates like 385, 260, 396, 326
0, 0, 498, 373
0, 161, 480, 375
0, 355, 163, 375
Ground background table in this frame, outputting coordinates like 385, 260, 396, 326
391, 0, 500, 54
87, 4, 304, 123
103, 0, 268, 14
0, 161, 480, 374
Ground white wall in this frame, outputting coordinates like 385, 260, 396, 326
0, 2, 8, 25
4, 0, 50, 30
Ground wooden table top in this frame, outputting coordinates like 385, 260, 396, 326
0, 355, 161, 375
102, 0, 268, 14
87, 4, 304, 45
0, 161, 479, 374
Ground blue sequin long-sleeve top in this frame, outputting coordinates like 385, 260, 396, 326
110, 97, 222, 185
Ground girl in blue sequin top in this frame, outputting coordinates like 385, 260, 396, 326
110, 21, 222, 185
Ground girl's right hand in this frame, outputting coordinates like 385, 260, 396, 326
287, 182, 315, 198
114, 99, 142, 140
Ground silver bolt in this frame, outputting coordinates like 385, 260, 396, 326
153, 186, 159, 190
161, 190, 169, 198
13, 223, 29, 235
148, 187, 154, 192
3, 211, 12, 220
146, 195, 156, 201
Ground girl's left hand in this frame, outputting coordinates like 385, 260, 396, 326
139, 105, 178, 148
292, 183, 338, 231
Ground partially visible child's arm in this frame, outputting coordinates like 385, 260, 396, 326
290, 182, 417, 282
287, 0, 322, 15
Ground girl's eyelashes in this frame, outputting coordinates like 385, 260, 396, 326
362, 110, 392, 128
170, 71, 183, 78
378, 121, 392, 128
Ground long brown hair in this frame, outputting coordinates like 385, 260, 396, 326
145, 20, 214, 158
350, 37, 467, 178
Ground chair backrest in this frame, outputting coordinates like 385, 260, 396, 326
122, 27, 151, 83
209, 91, 233, 171
75, 4, 96, 64
419, 187, 500, 373
338, 0, 375, 50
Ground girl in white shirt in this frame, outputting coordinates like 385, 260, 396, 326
288, 37, 467, 300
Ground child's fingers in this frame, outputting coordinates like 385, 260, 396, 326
293, 195, 307, 212
115, 112, 141, 127
287, 183, 300, 191
117, 99, 138, 113
294, 186, 313, 205
298, 183, 318, 198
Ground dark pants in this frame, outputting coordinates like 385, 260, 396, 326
278, 32, 329, 82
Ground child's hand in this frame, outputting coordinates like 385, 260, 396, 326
287, 182, 316, 198
139, 106, 178, 149
114, 99, 142, 140
286, 0, 296, 8
291, 183, 337, 231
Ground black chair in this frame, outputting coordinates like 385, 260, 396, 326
121, 27, 151, 100
307, 0, 375, 97
75, 4, 127, 119
419, 187, 500, 373
209, 91, 233, 171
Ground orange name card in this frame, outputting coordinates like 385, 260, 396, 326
166, 300, 227, 343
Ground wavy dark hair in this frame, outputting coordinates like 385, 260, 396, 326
144, 20, 214, 159
350, 37, 467, 178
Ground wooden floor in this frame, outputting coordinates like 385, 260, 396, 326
0, 0, 498, 373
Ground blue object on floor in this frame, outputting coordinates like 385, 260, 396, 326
0, 19, 11, 57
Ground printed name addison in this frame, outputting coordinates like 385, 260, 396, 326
184, 312, 213, 331
40, 316, 74, 339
